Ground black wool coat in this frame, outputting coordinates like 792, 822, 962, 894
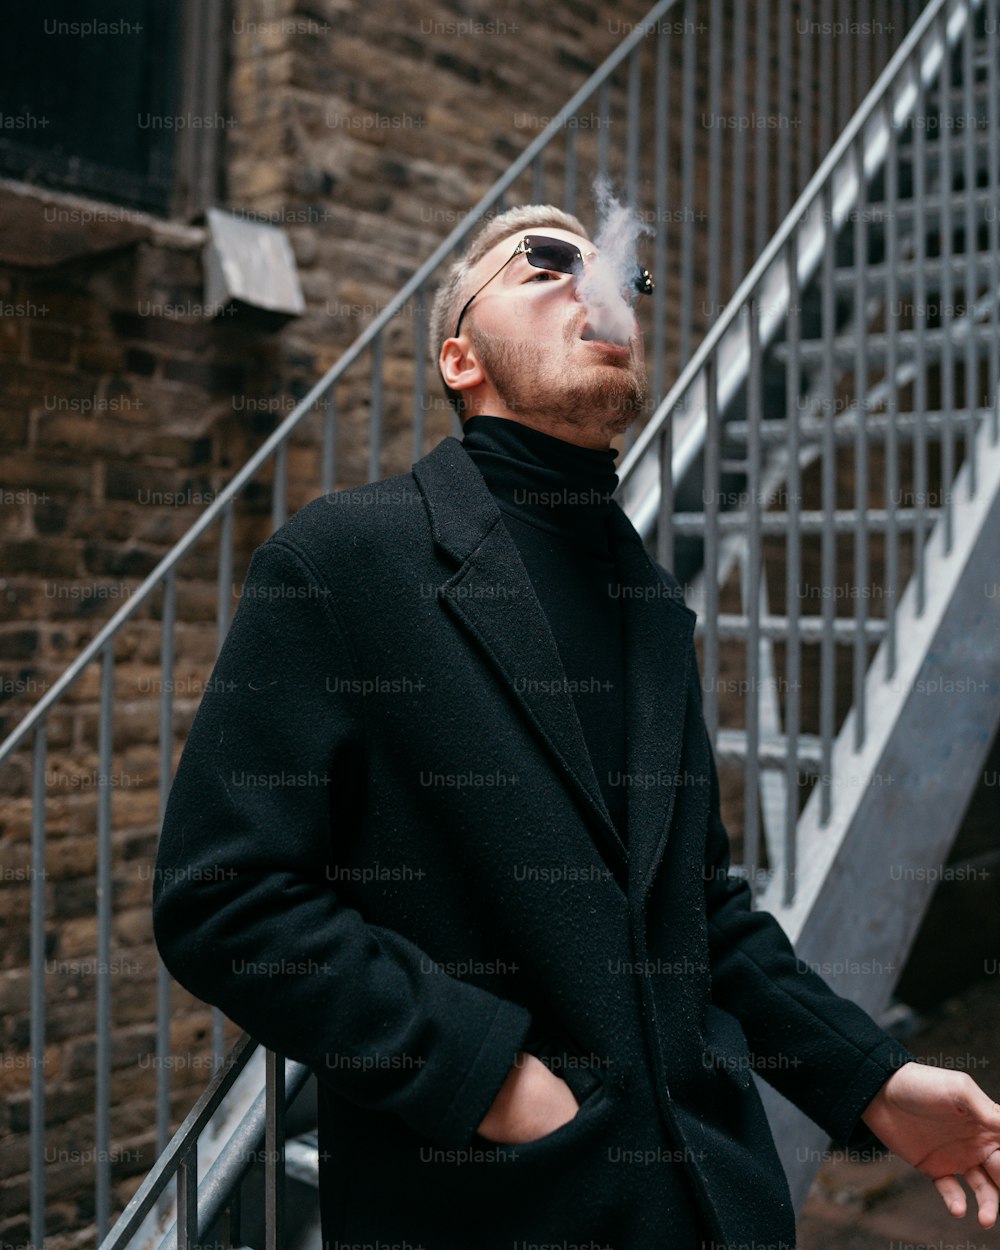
152, 433, 914, 1249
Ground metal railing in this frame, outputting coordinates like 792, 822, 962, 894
617, 0, 997, 902
97, 1034, 311, 1250
0, 2, 928, 1246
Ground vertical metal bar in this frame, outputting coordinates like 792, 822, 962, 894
413, 287, 427, 466
797, 0, 813, 197
819, 0, 834, 162
704, 356, 720, 744
778, 0, 792, 220
321, 386, 337, 496
819, 179, 836, 826
177, 1143, 198, 1250
532, 149, 545, 205
885, 98, 899, 680
214, 497, 233, 1073
217, 497, 234, 650
652, 21, 670, 408
754, 0, 771, 258
564, 126, 577, 216
838, 0, 852, 136
272, 441, 287, 533
914, 52, 929, 614
990, 0, 1000, 446
853, 140, 869, 749
30, 722, 47, 1250
857, 0, 872, 110
744, 294, 762, 884
732, 0, 748, 287
597, 80, 611, 191
265, 1051, 286, 1250
893, 0, 905, 52
627, 46, 641, 211
784, 236, 801, 906
962, 3, 978, 497
876, 0, 889, 71
681, 0, 697, 365
939, 8, 955, 554
95, 641, 115, 1243
707, 0, 723, 327
157, 570, 176, 1162
369, 331, 384, 486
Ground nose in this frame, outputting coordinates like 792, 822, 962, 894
571, 252, 598, 300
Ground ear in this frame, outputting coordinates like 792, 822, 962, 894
439, 335, 486, 396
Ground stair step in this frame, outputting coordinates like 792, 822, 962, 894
672, 508, 943, 535
930, 79, 1000, 105
696, 614, 888, 643
831, 253, 1000, 297
714, 728, 823, 774
724, 408, 994, 446
851, 185, 998, 223
771, 322, 998, 368
897, 129, 1000, 165
285, 1131, 320, 1187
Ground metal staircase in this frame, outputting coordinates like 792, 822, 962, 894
3, 0, 998, 1247
615, 0, 1000, 1204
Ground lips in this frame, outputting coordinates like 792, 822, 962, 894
579, 320, 630, 349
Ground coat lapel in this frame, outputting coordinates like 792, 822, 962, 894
604, 503, 697, 911
412, 435, 697, 911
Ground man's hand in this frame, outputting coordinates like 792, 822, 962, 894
476, 1051, 580, 1144
861, 1061, 1000, 1228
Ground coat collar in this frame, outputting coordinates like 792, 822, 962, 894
412, 434, 697, 913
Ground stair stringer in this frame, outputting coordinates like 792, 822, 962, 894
754, 418, 1000, 1210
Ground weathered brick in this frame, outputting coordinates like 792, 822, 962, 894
0, 317, 22, 360
161, 358, 246, 391
27, 325, 77, 365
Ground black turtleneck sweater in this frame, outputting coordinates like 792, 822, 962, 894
461, 414, 628, 847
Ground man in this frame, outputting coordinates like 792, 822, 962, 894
152, 204, 1000, 1248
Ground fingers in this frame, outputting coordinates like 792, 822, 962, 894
964, 1164, 999, 1229
957, 1078, 1000, 1133
934, 1174, 967, 1218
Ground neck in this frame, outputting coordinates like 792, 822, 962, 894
460, 414, 620, 552
461, 407, 622, 452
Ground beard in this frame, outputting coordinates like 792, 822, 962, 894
467, 317, 648, 437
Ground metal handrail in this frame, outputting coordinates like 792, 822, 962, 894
99, 1035, 312, 1250
613, 0, 995, 908
99, 1033, 257, 1250
0, 0, 678, 766
616, 0, 976, 536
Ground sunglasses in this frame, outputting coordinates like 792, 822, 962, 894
453, 233, 653, 338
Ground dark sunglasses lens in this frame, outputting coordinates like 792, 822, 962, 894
525, 237, 581, 276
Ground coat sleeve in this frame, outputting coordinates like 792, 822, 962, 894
690, 646, 915, 1147
152, 535, 533, 1150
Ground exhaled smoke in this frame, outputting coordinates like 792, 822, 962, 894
575, 177, 652, 346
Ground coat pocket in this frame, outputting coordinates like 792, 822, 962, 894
511, 1073, 608, 1153
507, 1024, 609, 1152
522, 1025, 606, 1104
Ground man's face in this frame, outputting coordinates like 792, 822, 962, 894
459, 227, 648, 435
